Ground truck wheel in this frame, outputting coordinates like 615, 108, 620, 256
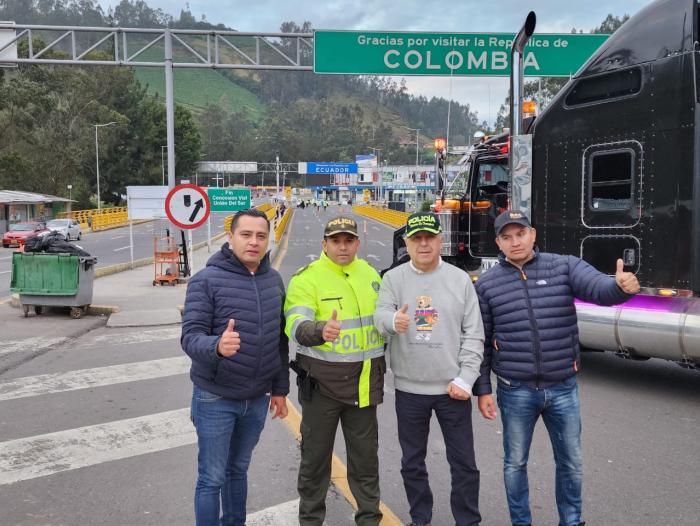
2, 244, 8, 249
34, 306, 43, 315
23, 305, 29, 317
70, 307, 83, 319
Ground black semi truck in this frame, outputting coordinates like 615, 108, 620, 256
395, 0, 700, 368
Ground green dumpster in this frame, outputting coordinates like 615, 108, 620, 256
10, 253, 96, 318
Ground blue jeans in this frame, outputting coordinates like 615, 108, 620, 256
191, 385, 269, 526
496, 376, 582, 526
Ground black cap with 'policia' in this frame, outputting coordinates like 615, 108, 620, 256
405, 212, 442, 237
324, 216, 359, 237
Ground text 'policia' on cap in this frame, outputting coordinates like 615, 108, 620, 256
405, 212, 442, 237
324, 217, 359, 237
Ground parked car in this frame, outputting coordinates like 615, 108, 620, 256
46, 218, 82, 241
2, 222, 50, 248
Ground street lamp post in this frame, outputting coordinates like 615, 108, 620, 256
275, 153, 280, 202
404, 127, 421, 211
403, 126, 421, 166
369, 147, 382, 202
94, 121, 117, 211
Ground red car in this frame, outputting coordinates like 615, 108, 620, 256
2, 221, 49, 248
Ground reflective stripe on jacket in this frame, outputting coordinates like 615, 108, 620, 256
284, 251, 384, 407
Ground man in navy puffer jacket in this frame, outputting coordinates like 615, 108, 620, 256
181, 208, 289, 526
473, 211, 639, 526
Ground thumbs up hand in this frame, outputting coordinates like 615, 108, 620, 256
217, 319, 241, 357
394, 304, 410, 333
322, 309, 342, 342
615, 258, 640, 294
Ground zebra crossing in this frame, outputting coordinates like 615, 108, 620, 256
0, 325, 302, 525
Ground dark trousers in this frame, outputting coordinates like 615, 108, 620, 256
395, 389, 481, 526
298, 390, 382, 526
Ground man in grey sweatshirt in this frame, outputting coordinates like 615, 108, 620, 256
374, 211, 485, 526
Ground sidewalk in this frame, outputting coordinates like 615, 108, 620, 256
0, 239, 234, 373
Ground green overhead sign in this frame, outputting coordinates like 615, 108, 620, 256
314, 31, 609, 77
207, 188, 251, 212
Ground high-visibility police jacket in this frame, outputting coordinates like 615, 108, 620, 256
285, 251, 385, 407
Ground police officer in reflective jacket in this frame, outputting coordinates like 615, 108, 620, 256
285, 216, 385, 526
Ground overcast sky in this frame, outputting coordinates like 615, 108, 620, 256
99, 0, 651, 128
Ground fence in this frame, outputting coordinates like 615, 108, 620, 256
352, 204, 409, 228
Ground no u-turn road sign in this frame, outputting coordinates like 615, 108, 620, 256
165, 184, 211, 229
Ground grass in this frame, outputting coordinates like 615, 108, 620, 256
134, 67, 266, 121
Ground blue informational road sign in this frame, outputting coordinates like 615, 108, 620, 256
307, 162, 358, 174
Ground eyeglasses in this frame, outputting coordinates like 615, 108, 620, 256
497, 228, 532, 244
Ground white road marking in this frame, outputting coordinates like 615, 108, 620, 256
372, 226, 380, 231
0, 356, 190, 402
0, 408, 195, 485
367, 254, 381, 261
110, 235, 126, 240
0, 270, 10, 274
247, 499, 300, 525
0, 337, 68, 357
77, 326, 182, 348
0, 256, 12, 261
113, 245, 131, 252
370, 240, 386, 246
305, 254, 317, 261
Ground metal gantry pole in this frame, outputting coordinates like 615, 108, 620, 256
164, 29, 176, 189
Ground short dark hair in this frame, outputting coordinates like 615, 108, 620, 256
230, 208, 270, 232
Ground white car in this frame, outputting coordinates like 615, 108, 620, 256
46, 218, 82, 241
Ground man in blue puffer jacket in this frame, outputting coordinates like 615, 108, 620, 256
473, 210, 640, 526
181, 208, 289, 526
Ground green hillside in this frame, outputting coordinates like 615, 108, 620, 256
134, 67, 266, 122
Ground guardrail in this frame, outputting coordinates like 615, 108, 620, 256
275, 208, 293, 243
58, 207, 130, 231
352, 204, 409, 228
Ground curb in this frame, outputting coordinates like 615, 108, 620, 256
92, 231, 228, 279
88, 305, 120, 316
5, 232, 229, 309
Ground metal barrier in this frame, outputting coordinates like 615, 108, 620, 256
58, 207, 129, 231
275, 208, 293, 243
352, 204, 409, 228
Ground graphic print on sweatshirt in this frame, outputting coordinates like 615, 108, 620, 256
414, 295, 438, 342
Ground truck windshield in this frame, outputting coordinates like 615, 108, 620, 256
445, 161, 471, 197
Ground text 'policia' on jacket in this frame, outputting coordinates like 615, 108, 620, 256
473, 250, 632, 395
181, 243, 289, 400
285, 251, 385, 408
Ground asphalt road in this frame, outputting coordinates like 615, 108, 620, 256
0, 212, 231, 299
1, 205, 699, 525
